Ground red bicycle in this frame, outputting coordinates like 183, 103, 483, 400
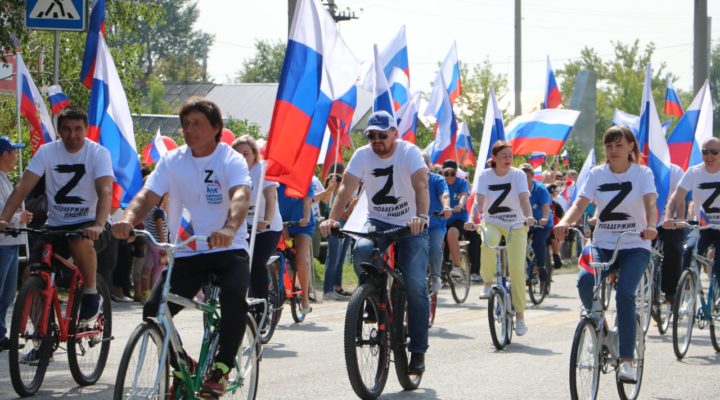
5, 227, 112, 397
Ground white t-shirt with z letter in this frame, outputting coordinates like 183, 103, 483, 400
473, 167, 529, 228
146, 143, 252, 258
346, 140, 426, 226
578, 163, 656, 250
677, 164, 720, 225
27, 139, 113, 226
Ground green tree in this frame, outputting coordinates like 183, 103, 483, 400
0, 1, 23, 59
141, 75, 174, 114
225, 117, 262, 138
235, 39, 287, 83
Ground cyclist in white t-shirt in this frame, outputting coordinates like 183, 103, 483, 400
0, 107, 113, 326
555, 125, 657, 383
464, 141, 535, 336
319, 110, 430, 375
112, 98, 252, 398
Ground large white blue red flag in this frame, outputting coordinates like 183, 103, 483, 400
543, 56, 562, 109
372, 43, 395, 116
664, 77, 684, 118
16, 54, 55, 155
666, 80, 713, 171
80, 0, 105, 89
425, 42, 462, 116
430, 74, 458, 164
44, 85, 71, 115
322, 85, 356, 179
396, 91, 420, 144
456, 121, 476, 167
87, 37, 143, 208
362, 25, 410, 110
506, 109, 579, 155
639, 63, 671, 219
612, 108, 640, 137
265, 0, 359, 198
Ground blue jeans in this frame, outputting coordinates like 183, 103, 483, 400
353, 219, 429, 353
527, 226, 551, 280
577, 247, 649, 359
324, 233, 352, 293
0, 245, 20, 339
428, 228, 445, 278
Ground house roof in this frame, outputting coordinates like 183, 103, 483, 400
205, 83, 278, 135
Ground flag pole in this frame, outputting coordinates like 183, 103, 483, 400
14, 49, 30, 261
247, 160, 267, 269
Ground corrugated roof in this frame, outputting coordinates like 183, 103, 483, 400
163, 82, 216, 107
205, 83, 278, 136
132, 114, 182, 137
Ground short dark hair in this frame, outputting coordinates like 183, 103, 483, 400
56, 106, 88, 130
179, 97, 224, 142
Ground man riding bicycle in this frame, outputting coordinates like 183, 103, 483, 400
441, 159, 469, 281
0, 107, 113, 328
519, 163, 552, 284
320, 110, 430, 375
112, 97, 252, 398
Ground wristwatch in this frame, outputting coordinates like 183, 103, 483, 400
417, 213, 429, 221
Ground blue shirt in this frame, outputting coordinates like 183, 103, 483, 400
529, 179, 553, 228
278, 183, 316, 230
428, 173, 449, 231
446, 177, 469, 225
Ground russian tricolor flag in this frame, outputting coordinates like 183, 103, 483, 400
666, 80, 713, 171
16, 53, 55, 155
639, 63, 671, 220
612, 108, 640, 137
45, 85, 70, 115
543, 56, 562, 109
141, 129, 178, 166
177, 206, 196, 251
528, 151, 546, 168
87, 37, 143, 208
506, 109, 580, 155
578, 244, 595, 275
396, 91, 420, 144
430, 74, 458, 164
265, 0, 359, 198
664, 78, 684, 118
561, 149, 569, 167
388, 67, 409, 111
362, 25, 410, 111
456, 121, 476, 167
80, 0, 105, 89
372, 43, 395, 116
425, 42, 462, 115
322, 85, 356, 179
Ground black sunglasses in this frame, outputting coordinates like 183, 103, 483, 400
443, 170, 456, 177
702, 149, 720, 156
366, 132, 389, 141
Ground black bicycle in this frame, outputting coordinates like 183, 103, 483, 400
338, 226, 422, 399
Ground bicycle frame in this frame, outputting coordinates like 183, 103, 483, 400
681, 223, 720, 325
479, 221, 527, 311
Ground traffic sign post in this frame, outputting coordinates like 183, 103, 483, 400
25, 0, 87, 31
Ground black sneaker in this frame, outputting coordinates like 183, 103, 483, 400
407, 352, 425, 375
79, 293, 103, 324
0, 336, 9, 352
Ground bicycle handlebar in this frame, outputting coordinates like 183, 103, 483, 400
673, 221, 720, 231
132, 229, 208, 251
570, 227, 641, 271
1, 226, 86, 239
337, 225, 410, 242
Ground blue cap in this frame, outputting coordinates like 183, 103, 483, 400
364, 110, 397, 133
0, 136, 25, 153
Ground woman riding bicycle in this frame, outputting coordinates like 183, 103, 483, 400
231, 136, 283, 314
464, 141, 535, 336
554, 125, 657, 383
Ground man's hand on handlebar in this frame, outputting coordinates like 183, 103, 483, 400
111, 221, 134, 240
209, 227, 235, 248
84, 224, 105, 241
407, 216, 426, 235
319, 218, 339, 237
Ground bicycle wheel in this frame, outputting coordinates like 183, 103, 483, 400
9, 275, 54, 397
617, 317, 645, 400
68, 276, 112, 386
652, 262, 671, 335
601, 276, 613, 311
528, 271, 548, 305
226, 314, 260, 399
569, 318, 600, 400
672, 269, 696, 359
488, 288, 509, 350
259, 265, 282, 344
709, 278, 720, 352
391, 284, 422, 391
288, 261, 304, 323
636, 264, 652, 335
654, 298, 672, 336
113, 322, 168, 400
344, 283, 389, 399
449, 250, 471, 304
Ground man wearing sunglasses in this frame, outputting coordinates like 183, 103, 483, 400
664, 137, 720, 293
319, 110, 430, 375
441, 159, 469, 280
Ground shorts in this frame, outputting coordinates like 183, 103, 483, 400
28, 220, 110, 265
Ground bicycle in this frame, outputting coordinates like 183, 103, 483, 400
648, 238, 671, 334
526, 226, 554, 305
338, 226, 422, 399
113, 230, 264, 400
476, 221, 528, 350
5, 227, 112, 397
568, 228, 645, 400
670, 222, 720, 359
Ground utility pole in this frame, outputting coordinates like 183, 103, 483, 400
693, 0, 708, 93
324, 0, 358, 23
514, 0, 522, 116
288, 0, 297, 36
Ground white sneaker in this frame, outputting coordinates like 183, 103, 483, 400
470, 273, 482, 283
450, 266, 464, 279
515, 319, 528, 336
323, 291, 344, 301
430, 276, 442, 294
479, 284, 492, 299
617, 361, 637, 383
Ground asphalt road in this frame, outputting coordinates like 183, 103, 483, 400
1, 270, 719, 399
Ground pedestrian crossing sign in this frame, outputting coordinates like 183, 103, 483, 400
25, 0, 87, 31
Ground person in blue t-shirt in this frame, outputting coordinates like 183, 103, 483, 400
519, 164, 553, 283
278, 182, 315, 320
442, 160, 470, 279
424, 154, 451, 293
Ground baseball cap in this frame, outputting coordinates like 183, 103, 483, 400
442, 160, 458, 170
0, 136, 25, 153
364, 110, 397, 133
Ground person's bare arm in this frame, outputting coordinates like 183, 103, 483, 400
0, 170, 41, 225
210, 184, 251, 248
112, 188, 162, 239
320, 173, 360, 236
410, 167, 429, 234
83, 175, 113, 240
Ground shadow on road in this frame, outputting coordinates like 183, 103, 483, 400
261, 342, 299, 359
279, 321, 331, 333
501, 343, 562, 356
379, 387, 439, 399
429, 327, 473, 340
